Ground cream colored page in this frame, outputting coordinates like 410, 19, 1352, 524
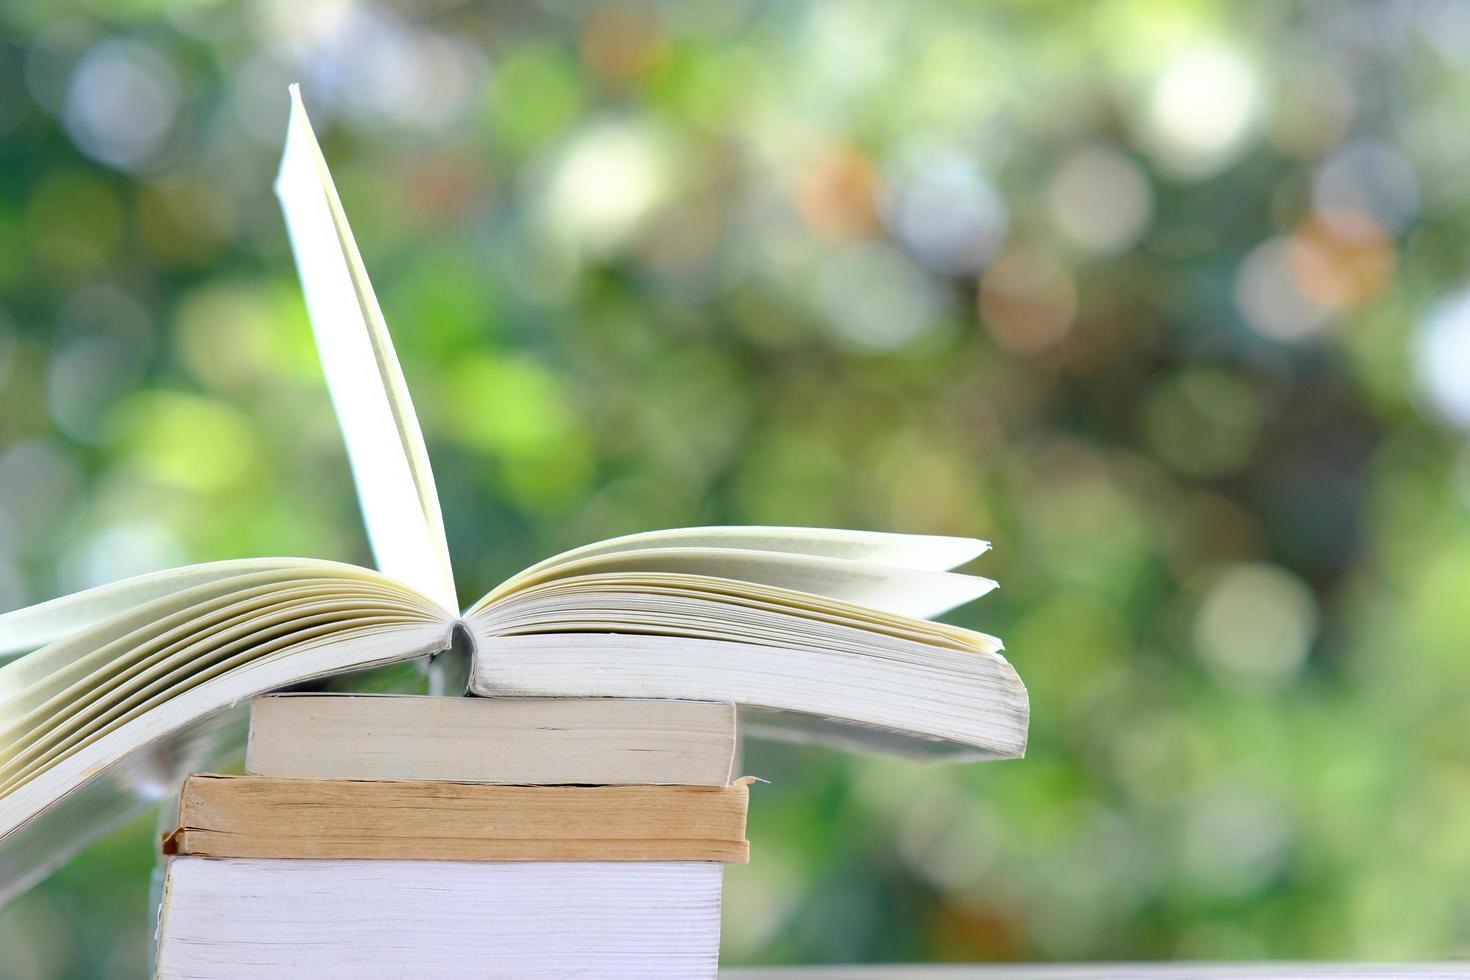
0, 583, 431, 773
274, 85, 456, 614
0, 560, 404, 696
483, 547, 995, 620
481, 575, 1001, 653
0, 604, 435, 796
0, 559, 321, 658
494, 528, 989, 600
0, 621, 450, 842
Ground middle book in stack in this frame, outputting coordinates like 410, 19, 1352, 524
155, 695, 749, 979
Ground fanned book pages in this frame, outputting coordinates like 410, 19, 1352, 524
0, 85, 1026, 901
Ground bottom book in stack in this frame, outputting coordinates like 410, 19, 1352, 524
153, 695, 747, 979
160, 859, 724, 976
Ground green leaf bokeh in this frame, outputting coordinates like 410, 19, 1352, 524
2, 0, 1470, 974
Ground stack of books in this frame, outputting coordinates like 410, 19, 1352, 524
0, 84, 1028, 974
155, 695, 748, 978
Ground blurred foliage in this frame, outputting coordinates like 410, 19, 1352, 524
3, 0, 1470, 975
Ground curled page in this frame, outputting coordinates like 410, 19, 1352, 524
274, 85, 458, 614
0, 559, 321, 658
504, 527, 989, 585
483, 547, 996, 620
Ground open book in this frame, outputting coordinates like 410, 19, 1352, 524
0, 86, 1026, 900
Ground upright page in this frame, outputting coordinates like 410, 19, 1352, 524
275, 85, 457, 613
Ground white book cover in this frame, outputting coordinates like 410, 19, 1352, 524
156, 857, 724, 980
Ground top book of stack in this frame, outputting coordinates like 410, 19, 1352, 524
0, 85, 1027, 901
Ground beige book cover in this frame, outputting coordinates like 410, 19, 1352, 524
162, 774, 752, 862
246, 695, 736, 785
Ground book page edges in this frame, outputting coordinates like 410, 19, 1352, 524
162, 831, 749, 863
163, 775, 750, 864
245, 694, 739, 785
466, 632, 1028, 760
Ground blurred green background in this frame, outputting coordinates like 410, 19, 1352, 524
3, 0, 1470, 975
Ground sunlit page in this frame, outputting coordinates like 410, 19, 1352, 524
274, 85, 457, 614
